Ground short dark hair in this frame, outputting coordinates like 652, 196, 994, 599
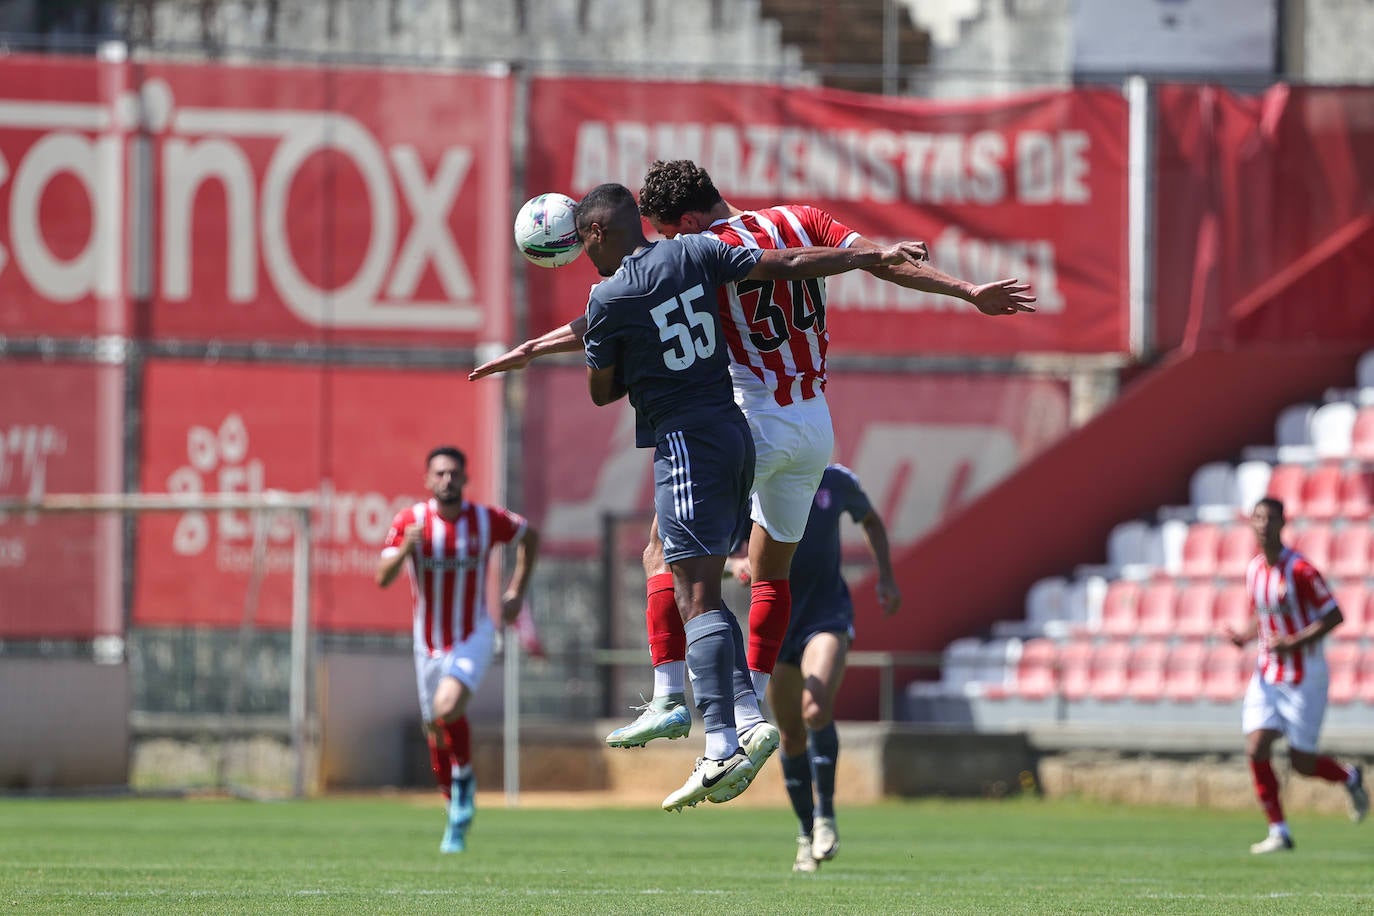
638, 159, 723, 224
426, 445, 466, 470
1256, 496, 1285, 518
574, 183, 639, 233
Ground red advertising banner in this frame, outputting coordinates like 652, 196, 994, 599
1154, 84, 1374, 351
0, 56, 129, 339
0, 54, 512, 346
524, 78, 1129, 355
134, 360, 502, 632
0, 361, 122, 638
520, 365, 1070, 555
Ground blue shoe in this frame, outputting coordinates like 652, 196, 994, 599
605, 694, 692, 748
440, 771, 475, 854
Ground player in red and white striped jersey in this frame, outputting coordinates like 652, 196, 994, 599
1223, 497, 1366, 853
377, 445, 540, 853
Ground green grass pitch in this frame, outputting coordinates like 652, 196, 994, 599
2, 795, 1371, 914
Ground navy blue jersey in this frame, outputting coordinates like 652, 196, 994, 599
788, 464, 874, 627
583, 235, 762, 444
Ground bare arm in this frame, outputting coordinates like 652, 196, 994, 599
858, 510, 901, 617
469, 315, 589, 380
850, 237, 1036, 316
587, 364, 627, 406
1266, 606, 1344, 656
747, 240, 928, 281
376, 522, 422, 587
498, 526, 541, 624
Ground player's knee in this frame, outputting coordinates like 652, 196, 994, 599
779, 730, 808, 758
1289, 753, 1317, 776
801, 697, 833, 731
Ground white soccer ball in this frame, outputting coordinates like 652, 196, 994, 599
513, 192, 582, 268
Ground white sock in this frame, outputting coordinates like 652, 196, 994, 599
735, 692, 766, 738
704, 729, 739, 760
750, 669, 771, 698
1271, 821, 1290, 839
653, 661, 685, 697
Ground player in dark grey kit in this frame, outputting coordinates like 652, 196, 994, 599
727, 464, 899, 868
574, 183, 925, 811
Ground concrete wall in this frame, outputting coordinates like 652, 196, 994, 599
0, 658, 129, 789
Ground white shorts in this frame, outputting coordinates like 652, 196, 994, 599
413, 617, 495, 722
744, 394, 834, 544
1241, 667, 1329, 753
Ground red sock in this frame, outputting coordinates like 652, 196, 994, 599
1312, 756, 1352, 784
646, 573, 686, 666
444, 717, 472, 769
747, 579, 791, 674
426, 731, 452, 798
1249, 759, 1285, 824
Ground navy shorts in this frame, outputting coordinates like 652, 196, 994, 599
654, 420, 755, 564
777, 598, 854, 667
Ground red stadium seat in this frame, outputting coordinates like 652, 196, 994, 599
1013, 638, 1059, 701
1327, 643, 1361, 705
1180, 523, 1221, 578
1266, 464, 1307, 515
1174, 582, 1217, 637
1202, 642, 1251, 703
1293, 522, 1333, 571
1162, 640, 1208, 702
1217, 525, 1257, 577
1302, 464, 1343, 520
1098, 580, 1142, 637
1213, 583, 1254, 633
1339, 468, 1374, 519
1356, 649, 1374, 705
1125, 640, 1169, 702
1088, 640, 1132, 702
1136, 581, 1179, 636
1058, 639, 1094, 702
1329, 525, 1373, 579
1353, 407, 1374, 461
1334, 582, 1372, 640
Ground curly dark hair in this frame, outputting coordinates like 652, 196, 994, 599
638, 160, 723, 224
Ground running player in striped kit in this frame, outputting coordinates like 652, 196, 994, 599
377, 445, 540, 853
1224, 497, 1367, 854
572, 182, 928, 810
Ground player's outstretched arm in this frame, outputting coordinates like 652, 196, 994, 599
859, 510, 902, 617
748, 240, 928, 281
468, 316, 589, 380
852, 237, 1036, 316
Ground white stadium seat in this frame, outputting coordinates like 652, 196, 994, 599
1189, 461, 1236, 508
1357, 349, 1374, 390
1234, 460, 1273, 512
1310, 401, 1357, 458
1274, 403, 1316, 448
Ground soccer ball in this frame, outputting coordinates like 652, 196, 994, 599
514, 192, 582, 268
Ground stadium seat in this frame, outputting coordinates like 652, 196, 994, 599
1328, 642, 1362, 705
1190, 461, 1236, 509
1274, 403, 1316, 450
1301, 464, 1344, 519
1352, 406, 1374, 461
1310, 402, 1357, 459
939, 637, 984, 695
1329, 525, 1373, 579
1024, 576, 1069, 634
1216, 524, 1257, 577
1064, 575, 1108, 634
1136, 580, 1179, 636
1339, 468, 1374, 519
1088, 640, 1132, 701
1332, 583, 1369, 641
1265, 464, 1307, 515
1356, 649, 1374, 705
1175, 581, 1218, 637
1013, 638, 1060, 701
1162, 640, 1208, 702
1107, 520, 1157, 574
1293, 522, 1333, 570
1234, 460, 1273, 511
1213, 583, 1253, 632
1201, 642, 1251, 703
1180, 523, 1221, 578
1358, 350, 1374, 391
1057, 639, 1095, 702
974, 638, 1022, 698
1125, 640, 1170, 702
1098, 580, 1142, 636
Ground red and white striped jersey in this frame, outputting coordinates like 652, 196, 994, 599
701, 205, 859, 412
1245, 547, 1338, 685
382, 499, 527, 653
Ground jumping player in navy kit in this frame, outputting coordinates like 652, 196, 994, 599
573, 183, 926, 811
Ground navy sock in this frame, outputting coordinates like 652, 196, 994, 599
781, 751, 815, 836
809, 722, 838, 819
684, 610, 738, 757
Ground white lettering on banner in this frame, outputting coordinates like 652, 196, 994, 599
0, 79, 485, 330
165, 412, 411, 569
571, 121, 1095, 206
0, 425, 70, 524
825, 228, 1064, 314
